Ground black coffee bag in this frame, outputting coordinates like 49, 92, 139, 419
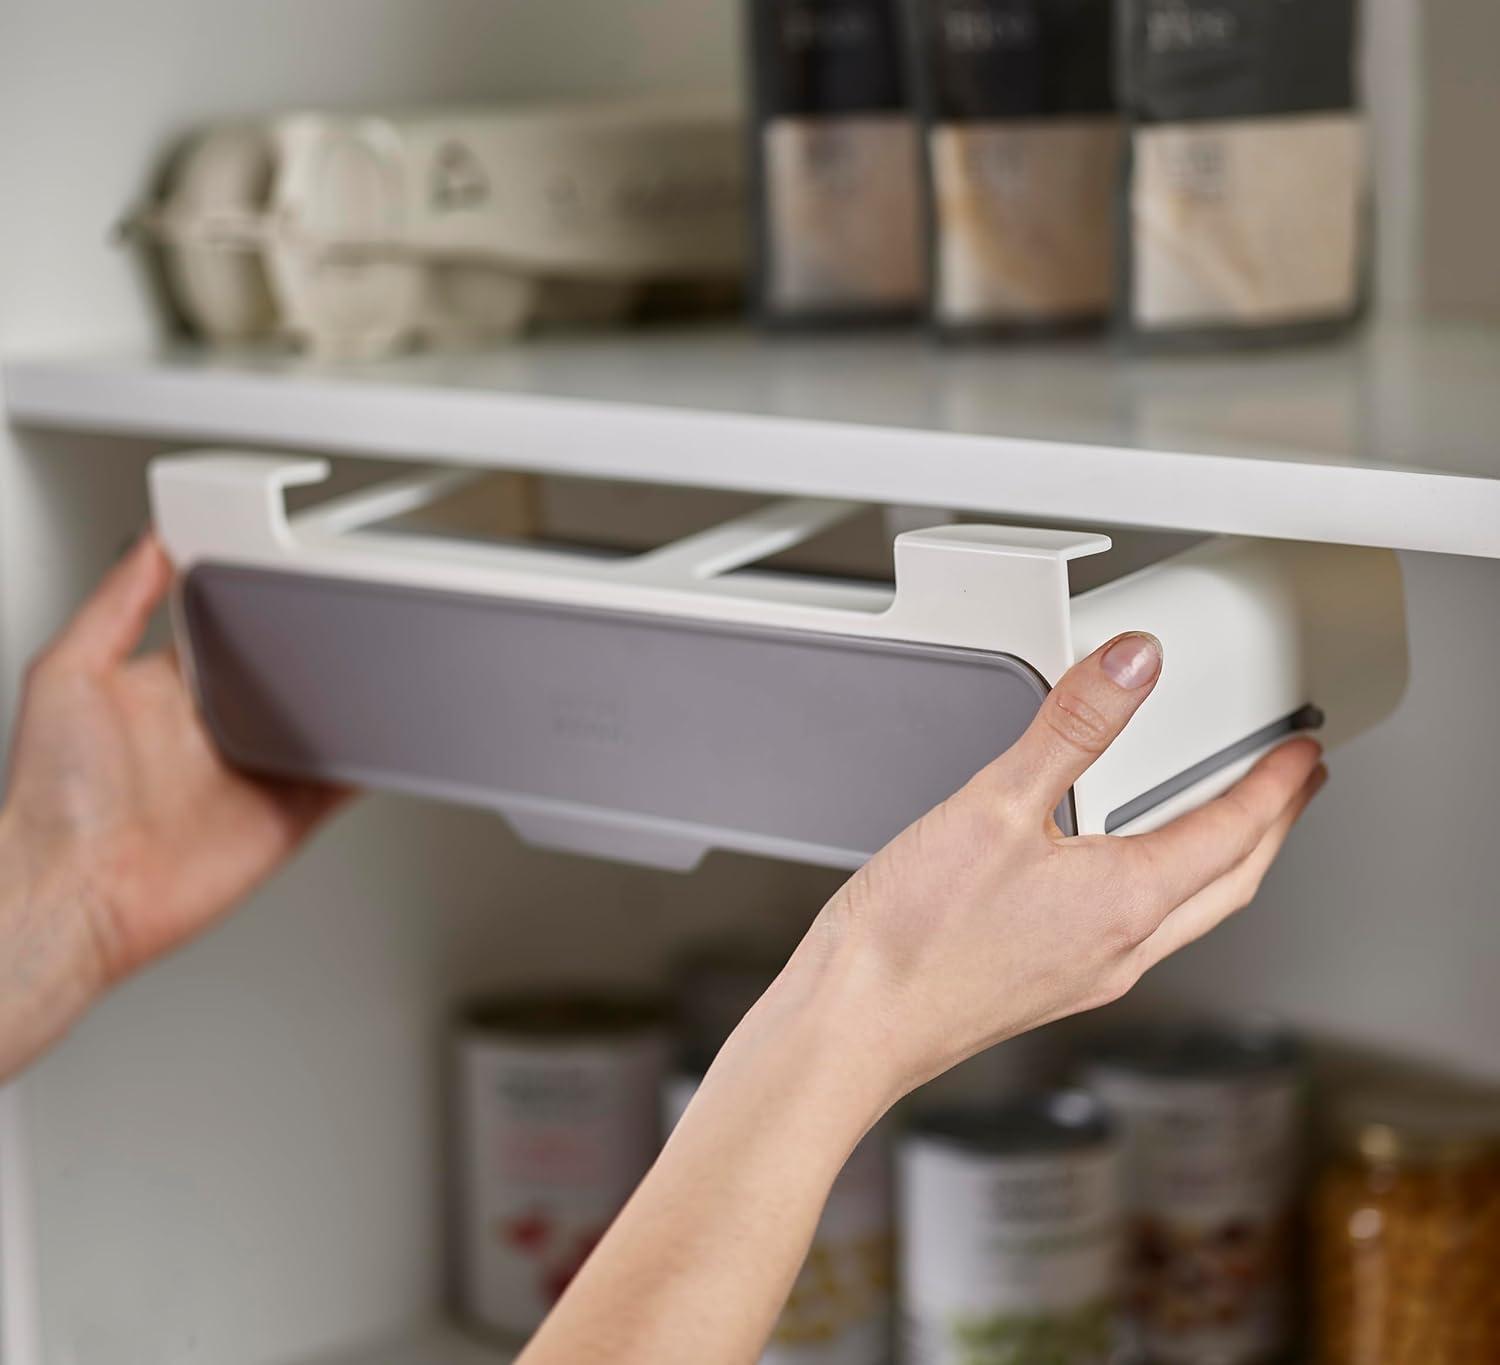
907, 0, 1119, 336
1117, 0, 1366, 345
748, 0, 925, 324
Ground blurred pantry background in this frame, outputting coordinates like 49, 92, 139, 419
3, 0, 1500, 353
3, 3, 1500, 1365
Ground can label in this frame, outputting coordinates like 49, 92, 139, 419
457, 1030, 668, 1338
665, 1074, 893, 1364
898, 1141, 1122, 1365
1084, 1069, 1300, 1365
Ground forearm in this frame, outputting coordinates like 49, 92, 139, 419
517, 946, 893, 1365
0, 810, 104, 1081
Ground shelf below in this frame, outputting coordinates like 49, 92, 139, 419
7, 320, 1500, 558
304, 1322, 512, 1365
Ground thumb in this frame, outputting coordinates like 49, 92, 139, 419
50, 532, 174, 673
978, 632, 1162, 824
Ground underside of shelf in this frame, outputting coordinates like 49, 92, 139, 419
6, 320, 1500, 558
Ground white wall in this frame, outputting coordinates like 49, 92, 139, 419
1360, 0, 1424, 316
1420, 2, 1500, 318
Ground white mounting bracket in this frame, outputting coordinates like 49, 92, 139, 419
151, 452, 1109, 687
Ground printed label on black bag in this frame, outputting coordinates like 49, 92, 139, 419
1121, 0, 1357, 123
756, 0, 908, 117
915, 0, 1112, 120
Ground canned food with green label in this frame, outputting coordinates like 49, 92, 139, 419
898, 1090, 1124, 1365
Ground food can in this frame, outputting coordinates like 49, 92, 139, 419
898, 1090, 1123, 1365
1082, 1021, 1303, 1365
454, 992, 669, 1341
664, 1069, 894, 1364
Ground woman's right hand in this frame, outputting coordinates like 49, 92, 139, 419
522, 632, 1325, 1365
788, 631, 1326, 1109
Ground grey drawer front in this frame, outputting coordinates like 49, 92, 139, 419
182, 565, 1065, 867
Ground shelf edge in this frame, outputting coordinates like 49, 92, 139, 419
7, 357, 1499, 559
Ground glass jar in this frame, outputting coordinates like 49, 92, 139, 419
1313, 1096, 1500, 1365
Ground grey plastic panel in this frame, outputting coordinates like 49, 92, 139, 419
1103, 704, 1325, 833
181, 565, 1068, 869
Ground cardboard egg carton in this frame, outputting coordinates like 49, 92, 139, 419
130, 96, 747, 358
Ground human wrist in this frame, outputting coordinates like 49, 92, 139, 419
712, 936, 906, 1153
0, 805, 109, 1079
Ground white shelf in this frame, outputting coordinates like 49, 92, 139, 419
304, 1322, 512, 1365
7, 320, 1500, 558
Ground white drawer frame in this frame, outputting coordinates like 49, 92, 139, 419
151, 453, 1409, 867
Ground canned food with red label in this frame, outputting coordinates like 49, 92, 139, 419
453, 993, 669, 1342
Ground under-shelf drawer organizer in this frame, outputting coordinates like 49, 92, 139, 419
150, 454, 1408, 870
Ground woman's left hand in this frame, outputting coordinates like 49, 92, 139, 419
0, 534, 346, 1080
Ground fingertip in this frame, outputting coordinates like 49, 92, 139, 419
1260, 734, 1324, 776
987, 629, 1166, 819
131, 527, 172, 578
120, 531, 174, 613
1099, 632, 1163, 692
55, 529, 176, 671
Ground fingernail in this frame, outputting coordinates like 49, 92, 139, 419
1101, 633, 1162, 690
